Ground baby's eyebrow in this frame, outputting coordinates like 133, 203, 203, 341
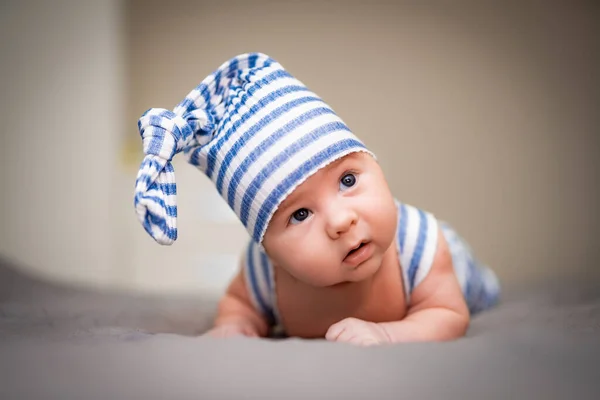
277, 192, 302, 215
327, 157, 356, 176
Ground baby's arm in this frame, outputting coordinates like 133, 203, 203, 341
378, 228, 470, 342
206, 260, 270, 338
326, 228, 469, 345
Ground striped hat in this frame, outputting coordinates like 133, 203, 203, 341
134, 53, 373, 245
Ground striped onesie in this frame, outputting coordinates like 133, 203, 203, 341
243, 200, 500, 335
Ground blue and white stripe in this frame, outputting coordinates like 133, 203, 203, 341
395, 200, 439, 302
244, 239, 279, 325
440, 222, 501, 314
395, 201, 500, 311
134, 52, 370, 245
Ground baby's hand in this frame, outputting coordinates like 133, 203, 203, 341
204, 322, 260, 339
325, 317, 391, 346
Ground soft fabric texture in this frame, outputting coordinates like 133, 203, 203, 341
134, 53, 371, 245
0, 258, 599, 400
244, 200, 500, 332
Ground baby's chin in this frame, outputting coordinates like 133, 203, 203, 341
292, 271, 375, 289
326, 274, 377, 289
279, 257, 383, 288
325, 263, 382, 288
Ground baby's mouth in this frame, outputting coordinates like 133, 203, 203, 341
343, 240, 373, 268
345, 242, 367, 258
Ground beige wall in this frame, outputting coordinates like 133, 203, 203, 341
126, 0, 600, 291
1, 0, 598, 296
0, 0, 130, 288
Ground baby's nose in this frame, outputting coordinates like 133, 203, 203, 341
325, 206, 358, 239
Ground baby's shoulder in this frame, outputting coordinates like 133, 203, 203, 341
392, 199, 441, 297
393, 198, 440, 225
393, 199, 440, 253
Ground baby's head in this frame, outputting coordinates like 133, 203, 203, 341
134, 53, 397, 283
262, 151, 397, 286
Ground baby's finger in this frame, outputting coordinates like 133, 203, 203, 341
325, 322, 346, 341
334, 329, 360, 343
330, 324, 368, 344
335, 332, 379, 347
325, 317, 361, 340
325, 323, 345, 341
241, 327, 259, 337
339, 332, 380, 346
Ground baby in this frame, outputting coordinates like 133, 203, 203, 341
134, 53, 500, 346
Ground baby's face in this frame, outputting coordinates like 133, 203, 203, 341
262, 152, 397, 287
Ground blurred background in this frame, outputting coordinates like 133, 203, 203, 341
0, 0, 598, 299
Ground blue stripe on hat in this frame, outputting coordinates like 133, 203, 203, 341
221, 97, 325, 202
214, 69, 222, 97
175, 116, 194, 139
252, 138, 366, 241
147, 126, 167, 156
178, 54, 272, 125
229, 105, 336, 214
137, 163, 168, 182
200, 82, 211, 107
240, 120, 350, 226
408, 209, 428, 291
214, 89, 317, 193
134, 159, 160, 185
179, 84, 211, 115
164, 161, 174, 173
156, 183, 176, 195
228, 57, 239, 79
179, 97, 195, 115
140, 196, 177, 217
204, 69, 293, 177
186, 68, 290, 170
249, 53, 259, 68
142, 208, 177, 241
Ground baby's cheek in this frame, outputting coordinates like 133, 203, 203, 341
293, 263, 332, 285
284, 257, 341, 287
368, 195, 396, 232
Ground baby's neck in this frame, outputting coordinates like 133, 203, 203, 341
325, 276, 377, 298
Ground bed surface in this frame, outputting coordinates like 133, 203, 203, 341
1, 258, 599, 399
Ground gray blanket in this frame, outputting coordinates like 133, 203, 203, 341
1, 258, 599, 399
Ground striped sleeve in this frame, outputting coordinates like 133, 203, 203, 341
243, 240, 276, 325
396, 202, 439, 301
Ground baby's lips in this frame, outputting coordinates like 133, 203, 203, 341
343, 241, 374, 268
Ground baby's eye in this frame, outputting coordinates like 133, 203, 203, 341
339, 173, 357, 191
289, 208, 311, 225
